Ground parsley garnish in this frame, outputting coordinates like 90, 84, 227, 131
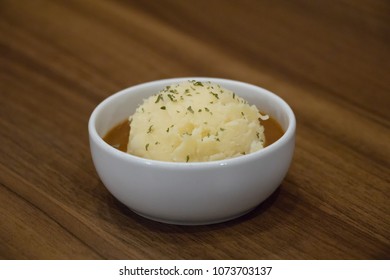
167, 94, 176, 102
210, 92, 219, 99
187, 106, 194, 113
193, 81, 203, 86
166, 125, 174, 133
155, 94, 163, 103
205, 107, 212, 114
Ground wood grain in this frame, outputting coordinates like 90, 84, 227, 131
0, 0, 389, 259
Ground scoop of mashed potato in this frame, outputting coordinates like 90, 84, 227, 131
127, 80, 268, 162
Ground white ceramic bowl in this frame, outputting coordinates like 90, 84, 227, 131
89, 77, 295, 225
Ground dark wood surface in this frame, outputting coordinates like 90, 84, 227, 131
0, 0, 389, 259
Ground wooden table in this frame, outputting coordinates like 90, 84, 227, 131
0, 0, 389, 259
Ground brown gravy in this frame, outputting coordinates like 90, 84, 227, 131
262, 117, 285, 147
103, 116, 284, 153
103, 119, 130, 152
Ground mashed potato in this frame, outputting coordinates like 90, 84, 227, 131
127, 80, 268, 162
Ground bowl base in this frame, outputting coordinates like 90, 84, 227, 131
132, 207, 255, 226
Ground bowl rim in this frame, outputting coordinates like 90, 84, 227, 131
88, 77, 296, 169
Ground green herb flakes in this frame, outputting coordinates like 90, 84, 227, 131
193, 81, 203, 86
210, 92, 219, 99
155, 94, 163, 103
187, 106, 194, 114
167, 94, 176, 102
